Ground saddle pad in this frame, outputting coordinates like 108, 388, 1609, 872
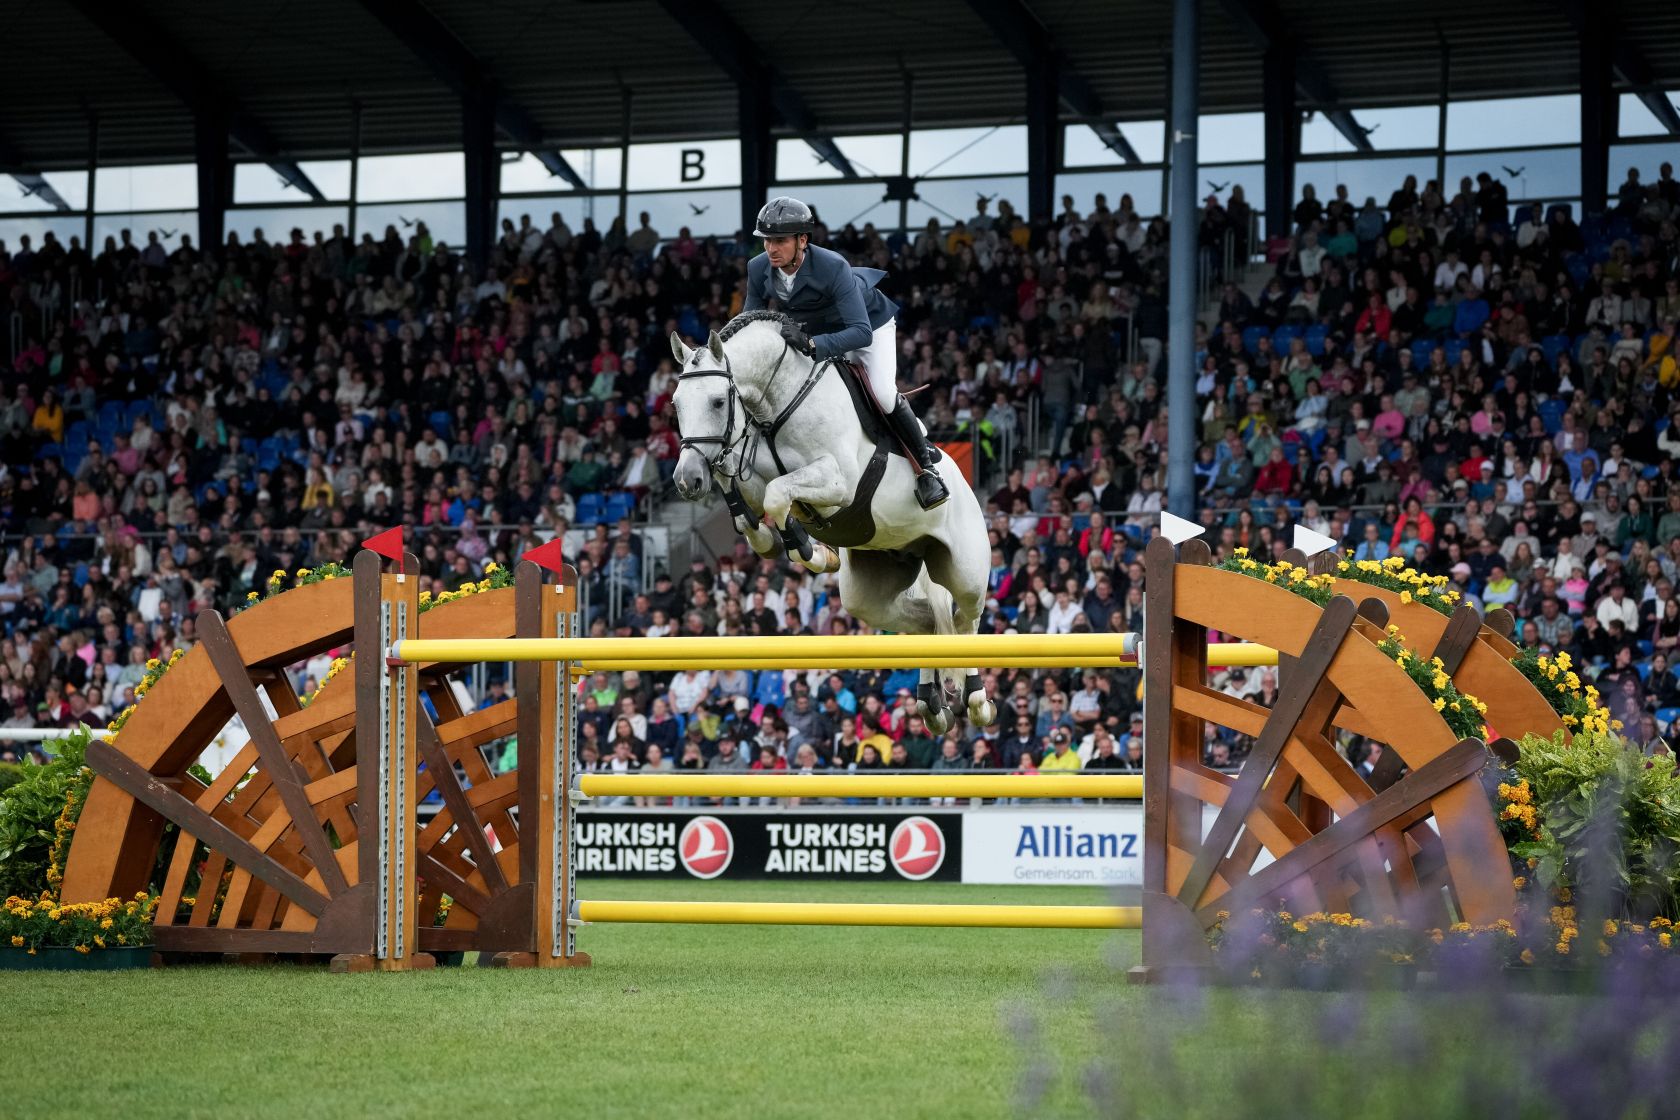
801, 439, 890, 549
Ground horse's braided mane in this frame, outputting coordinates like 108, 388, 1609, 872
718, 309, 793, 342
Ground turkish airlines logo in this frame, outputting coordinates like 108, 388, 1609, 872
679, 816, 734, 879
889, 817, 946, 880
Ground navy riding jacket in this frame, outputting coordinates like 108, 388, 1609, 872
744, 244, 898, 362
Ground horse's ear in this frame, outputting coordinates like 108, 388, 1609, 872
707, 330, 725, 363
670, 331, 692, 364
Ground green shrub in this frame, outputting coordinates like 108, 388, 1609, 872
0, 728, 93, 900
0, 762, 26, 796
1506, 728, 1680, 922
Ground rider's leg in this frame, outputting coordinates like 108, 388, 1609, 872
858, 319, 949, 510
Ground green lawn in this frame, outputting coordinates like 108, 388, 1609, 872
0, 879, 1631, 1119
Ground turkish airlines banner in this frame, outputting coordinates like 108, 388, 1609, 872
573, 809, 962, 881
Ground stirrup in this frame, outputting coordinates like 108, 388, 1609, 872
915, 471, 949, 510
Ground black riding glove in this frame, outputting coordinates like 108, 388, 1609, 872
780, 321, 815, 356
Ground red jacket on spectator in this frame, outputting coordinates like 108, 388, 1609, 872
1254, 455, 1294, 495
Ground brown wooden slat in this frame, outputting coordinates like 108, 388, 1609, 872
418, 719, 509, 893
1430, 604, 1485, 676
199, 612, 351, 897
1176, 596, 1358, 909
417, 853, 493, 916
87, 740, 330, 916
1195, 739, 1491, 923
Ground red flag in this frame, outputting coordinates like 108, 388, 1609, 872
362, 526, 404, 570
522, 537, 565, 576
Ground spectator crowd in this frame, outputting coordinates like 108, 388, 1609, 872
3, 155, 1678, 780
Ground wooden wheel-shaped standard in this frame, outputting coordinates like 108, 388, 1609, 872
1135, 537, 1520, 978
61, 556, 528, 961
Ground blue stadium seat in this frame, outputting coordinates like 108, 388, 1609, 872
1410, 340, 1434, 367
428, 411, 452, 438
98, 401, 123, 428
1537, 398, 1565, 434
1443, 338, 1466, 365
604, 492, 637, 523
1541, 334, 1571, 366
1657, 707, 1680, 733
1304, 324, 1329, 356
36, 442, 61, 460
1241, 325, 1270, 354
575, 494, 605, 525
1565, 254, 1592, 287
1272, 324, 1302, 347
677, 307, 705, 341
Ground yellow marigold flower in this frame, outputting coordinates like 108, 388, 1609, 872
1233, 547, 1248, 557
296, 568, 310, 577
1277, 911, 1292, 922
247, 591, 259, 601
1603, 919, 1618, 937
1557, 887, 1571, 903
1597, 939, 1611, 957
1520, 949, 1535, 965
9, 936, 21, 947
1662, 933, 1673, 950
1399, 591, 1412, 604
146, 658, 161, 670
93, 936, 105, 948
1433, 697, 1446, 712
74, 944, 90, 954
1293, 920, 1309, 932
1513, 876, 1527, 890
1556, 940, 1571, 955
1652, 917, 1672, 929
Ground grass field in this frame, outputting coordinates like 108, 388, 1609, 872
1, 878, 1633, 1119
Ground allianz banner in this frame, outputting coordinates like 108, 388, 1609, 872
959, 807, 1148, 886
574, 809, 962, 881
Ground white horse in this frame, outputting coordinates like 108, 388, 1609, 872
669, 313, 997, 732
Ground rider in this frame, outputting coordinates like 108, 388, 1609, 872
745, 196, 949, 510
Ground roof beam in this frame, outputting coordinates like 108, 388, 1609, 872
0, 136, 70, 212
965, 0, 1138, 163
654, 0, 858, 179
1217, 0, 1374, 152
62, 0, 325, 202
354, 0, 587, 190
1558, 0, 1680, 135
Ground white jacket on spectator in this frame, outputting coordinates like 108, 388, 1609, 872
1596, 594, 1639, 631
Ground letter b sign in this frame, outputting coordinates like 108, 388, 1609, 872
680, 149, 706, 183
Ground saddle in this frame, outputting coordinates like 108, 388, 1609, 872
831, 358, 912, 462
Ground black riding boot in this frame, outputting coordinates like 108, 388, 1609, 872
887, 397, 950, 510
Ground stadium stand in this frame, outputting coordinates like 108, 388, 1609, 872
3, 159, 1679, 779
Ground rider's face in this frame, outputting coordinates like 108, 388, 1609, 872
765, 234, 806, 271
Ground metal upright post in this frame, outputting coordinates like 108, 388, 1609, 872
1165, 0, 1199, 520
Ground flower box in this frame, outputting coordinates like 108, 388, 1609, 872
0, 946, 154, 971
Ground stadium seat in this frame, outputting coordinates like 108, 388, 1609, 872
1443, 339, 1466, 365
1564, 255, 1592, 286
1241, 326, 1270, 354
1410, 340, 1434, 367
1537, 398, 1565, 433
428, 411, 452, 438
1304, 324, 1329, 357
1272, 324, 1302, 347
575, 494, 605, 525
36, 442, 61, 460
1541, 334, 1571, 365
604, 492, 637, 522
1658, 708, 1680, 734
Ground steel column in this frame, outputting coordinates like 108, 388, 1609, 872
1165, 0, 1200, 520
1579, 18, 1613, 217
1261, 43, 1295, 239
463, 83, 498, 272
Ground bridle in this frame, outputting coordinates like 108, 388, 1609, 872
675, 337, 828, 483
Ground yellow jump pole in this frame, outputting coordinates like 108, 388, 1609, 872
573, 656, 1137, 671
395, 632, 1139, 665
576, 899, 1139, 929
578, 773, 1143, 800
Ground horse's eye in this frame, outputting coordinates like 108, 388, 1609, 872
711, 396, 725, 409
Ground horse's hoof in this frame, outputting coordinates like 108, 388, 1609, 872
919, 701, 954, 735
968, 694, 997, 727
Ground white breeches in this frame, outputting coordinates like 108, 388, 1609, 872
850, 319, 900, 411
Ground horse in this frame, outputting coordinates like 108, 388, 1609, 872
668, 312, 997, 733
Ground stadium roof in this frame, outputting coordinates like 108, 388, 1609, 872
1, 0, 1677, 169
